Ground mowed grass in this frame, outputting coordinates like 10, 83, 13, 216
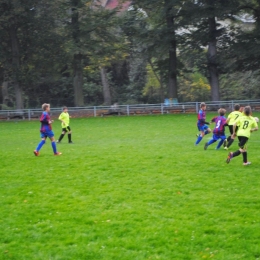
1, 114, 260, 260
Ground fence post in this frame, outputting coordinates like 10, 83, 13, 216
94, 106, 96, 117
161, 103, 164, 114
28, 109, 31, 121
231, 100, 234, 110
127, 105, 130, 116
196, 102, 199, 113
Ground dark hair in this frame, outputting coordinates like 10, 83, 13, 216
234, 104, 240, 111
244, 106, 251, 116
218, 108, 226, 116
63, 106, 68, 111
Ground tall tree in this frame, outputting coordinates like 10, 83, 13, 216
183, 0, 237, 101
127, 0, 186, 101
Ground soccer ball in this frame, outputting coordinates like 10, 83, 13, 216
254, 117, 259, 123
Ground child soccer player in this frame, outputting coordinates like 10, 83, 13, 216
226, 106, 258, 166
204, 108, 227, 150
57, 106, 73, 143
223, 104, 242, 150
195, 102, 211, 145
34, 103, 62, 156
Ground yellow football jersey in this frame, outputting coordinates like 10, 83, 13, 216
236, 115, 257, 138
227, 111, 242, 125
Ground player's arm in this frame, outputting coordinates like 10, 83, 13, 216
58, 113, 66, 125
250, 122, 258, 132
232, 122, 237, 137
225, 117, 230, 124
40, 113, 52, 124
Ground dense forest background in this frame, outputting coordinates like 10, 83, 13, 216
1, 0, 260, 109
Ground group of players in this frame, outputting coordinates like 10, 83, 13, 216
33, 102, 258, 166
33, 103, 73, 156
195, 102, 258, 165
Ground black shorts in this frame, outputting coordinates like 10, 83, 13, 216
238, 136, 248, 149
228, 125, 238, 135
62, 126, 71, 132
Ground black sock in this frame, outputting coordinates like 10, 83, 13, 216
68, 133, 72, 142
242, 152, 247, 163
59, 134, 65, 142
227, 136, 231, 142
227, 139, 234, 148
233, 150, 241, 157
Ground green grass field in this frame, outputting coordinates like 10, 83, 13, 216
1, 114, 260, 260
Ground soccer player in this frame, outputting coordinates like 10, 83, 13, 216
226, 106, 258, 166
204, 108, 227, 150
223, 104, 242, 150
34, 103, 62, 156
57, 106, 73, 143
195, 102, 211, 145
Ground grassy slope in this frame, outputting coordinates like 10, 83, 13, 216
0, 114, 260, 260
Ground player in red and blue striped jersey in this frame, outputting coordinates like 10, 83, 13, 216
204, 108, 227, 150
34, 103, 62, 156
195, 102, 212, 145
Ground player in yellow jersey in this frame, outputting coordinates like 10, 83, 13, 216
223, 104, 242, 149
56, 106, 73, 143
226, 106, 258, 166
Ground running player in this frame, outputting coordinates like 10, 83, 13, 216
34, 103, 62, 156
204, 108, 227, 150
226, 106, 258, 165
223, 104, 242, 149
57, 106, 73, 143
195, 102, 211, 145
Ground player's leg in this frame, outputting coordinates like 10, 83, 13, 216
49, 132, 62, 155
227, 136, 248, 164
204, 138, 216, 150
224, 126, 233, 149
67, 126, 73, 143
239, 137, 250, 165
216, 135, 226, 150
196, 125, 207, 145
34, 135, 47, 156
204, 125, 211, 135
57, 128, 67, 143
226, 126, 238, 149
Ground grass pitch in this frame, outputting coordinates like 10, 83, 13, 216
1, 114, 260, 260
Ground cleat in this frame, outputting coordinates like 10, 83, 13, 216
56, 140, 60, 143
196, 133, 199, 137
224, 147, 228, 150
243, 162, 251, 166
226, 152, 233, 164
69, 141, 73, 144
223, 139, 227, 147
204, 143, 209, 150
34, 150, 39, 156
54, 152, 62, 156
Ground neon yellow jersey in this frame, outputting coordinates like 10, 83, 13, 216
236, 116, 257, 138
58, 112, 70, 128
227, 111, 242, 125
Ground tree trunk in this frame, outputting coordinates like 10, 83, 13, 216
9, 25, 23, 109
2, 81, 9, 106
73, 54, 84, 106
71, 0, 84, 107
166, 13, 178, 99
207, 17, 220, 101
100, 67, 112, 105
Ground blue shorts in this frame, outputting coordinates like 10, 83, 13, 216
212, 134, 226, 141
41, 130, 54, 139
197, 124, 209, 132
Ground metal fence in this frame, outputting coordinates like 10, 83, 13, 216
1, 100, 260, 120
